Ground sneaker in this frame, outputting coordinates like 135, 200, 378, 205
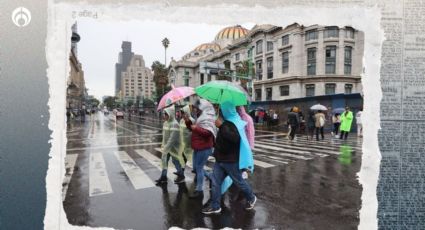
202, 206, 221, 214
245, 195, 257, 210
155, 176, 167, 185
174, 174, 185, 184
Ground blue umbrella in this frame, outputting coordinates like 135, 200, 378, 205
332, 108, 345, 114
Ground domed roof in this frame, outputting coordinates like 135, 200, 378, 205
193, 43, 221, 52
215, 25, 249, 41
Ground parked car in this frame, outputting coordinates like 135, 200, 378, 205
115, 109, 124, 119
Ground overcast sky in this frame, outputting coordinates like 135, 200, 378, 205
76, 19, 254, 100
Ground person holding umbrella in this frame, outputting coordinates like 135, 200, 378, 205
185, 99, 217, 199
340, 106, 354, 140
155, 105, 186, 185
314, 110, 326, 141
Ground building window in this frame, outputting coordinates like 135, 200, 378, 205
266, 88, 272, 100
267, 58, 273, 79
344, 46, 352, 75
235, 53, 240, 61
282, 52, 289, 74
306, 84, 315, 97
256, 61, 263, 80
324, 26, 339, 38
267, 41, 273, 52
345, 84, 353, 94
280, 85, 289, 96
200, 74, 204, 84
345, 27, 355, 39
307, 48, 317, 75
325, 46, 337, 74
184, 78, 189, 86
305, 29, 318, 41
207, 75, 211, 81
255, 89, 262, 101
325, 83, 336, 95
194, 52, 199, 56
256, 40, 263, 54
282, 35, 289, 45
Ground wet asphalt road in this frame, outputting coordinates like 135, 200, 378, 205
63, 112, 362, 230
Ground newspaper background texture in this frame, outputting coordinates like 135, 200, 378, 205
44, 0, 424, 229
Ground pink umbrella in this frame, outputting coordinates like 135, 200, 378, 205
157, 85, 195, 111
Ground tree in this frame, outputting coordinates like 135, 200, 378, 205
142, 98, 155, 108
127, 99, 134, 107
88, 98, 100, 107
151, 60, 170, 102
103, 96, 117, 109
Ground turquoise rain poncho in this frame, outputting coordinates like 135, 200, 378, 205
179, 105, 195, 166
161, 105, 185, 169
220, 101, 254, 194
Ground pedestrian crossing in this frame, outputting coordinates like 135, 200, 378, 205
63, 136, 361, 200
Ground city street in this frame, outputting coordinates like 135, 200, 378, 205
63, 112, 362, 230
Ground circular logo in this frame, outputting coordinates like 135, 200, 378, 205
12, 7, 31, 27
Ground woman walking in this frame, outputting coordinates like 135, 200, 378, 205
332, 113, 341, 137
314, 110, 326, 141
180, 104, 195, 171
155, 105, 186, 185
340, 106, 354, 140
185, 99, 217, 199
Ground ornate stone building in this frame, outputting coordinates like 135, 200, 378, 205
168, 23, 364, 102
66, 24, 86, 110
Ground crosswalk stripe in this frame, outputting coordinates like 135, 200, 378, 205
89, 152, 113, 197
62, 154, 78, 201
254, 143, 314, 160
263, 139, 353, 152
256, 140, 332, 156
253, 158, 279, 167
153, 147, 209, 171
121, 119, 162, 131
255, 153, 290, 164
67, 142, 162, 151
134, 149, 178, 180
114, 151, 155, 189
255, 133, 287, 138
253, 147, 312, 160
268, 138, 362, 150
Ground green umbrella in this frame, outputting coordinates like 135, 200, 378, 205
195, 80, 248, 106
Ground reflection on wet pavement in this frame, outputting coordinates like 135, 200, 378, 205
63, 113, 362, 229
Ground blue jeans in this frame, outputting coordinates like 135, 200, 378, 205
193, 148, 212, 191
161, 153, 183, 177
211, 162, 255, 210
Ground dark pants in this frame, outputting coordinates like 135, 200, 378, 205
334, 123, 340, 135
316, 127, 324, 140
340, 131, 349, 140
289, 125, 297, 140
211, 162, 255, 210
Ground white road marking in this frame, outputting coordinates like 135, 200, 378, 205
67, 142, 162, 151
253, 146, 312, 160
254, 143, 313, 159
89, 152, 113, 197
256, 140, 332, 157
154, 147, 212, 171
62, 154, 78, 201
255, 153, 290, 164
255, 133, 287, 138
114, 151, 155, 190
134, 149, 177, 180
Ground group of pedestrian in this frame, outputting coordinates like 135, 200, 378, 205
156, 99, 257, 214
288, 106, 362, 141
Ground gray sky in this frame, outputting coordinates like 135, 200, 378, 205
77, 19, 254, 100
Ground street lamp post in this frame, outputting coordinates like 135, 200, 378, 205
162, 37, 170, 66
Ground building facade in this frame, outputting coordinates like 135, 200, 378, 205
120, 55, 154, 102
169, 23, 364, 102
115, 41, 134, 95
66, 24, 86, 110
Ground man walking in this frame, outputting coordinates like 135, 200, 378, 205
287, 107, 300, 140
202, 102, 256, 214
356, 108, 363, 137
